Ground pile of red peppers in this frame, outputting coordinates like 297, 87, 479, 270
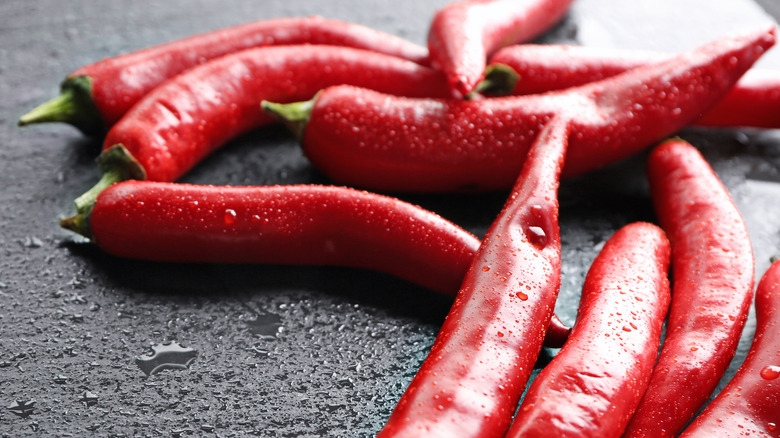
21, 0, 780, 436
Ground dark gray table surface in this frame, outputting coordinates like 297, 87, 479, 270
2, 0, 779, 436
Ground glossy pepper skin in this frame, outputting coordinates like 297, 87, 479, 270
62, 181, 572, 348
487, 43, 780, 128
377, 118, 569, 438
70, 45, 451, 214
63, 182, 476, 295
505, 222, 671, 438
266, 26, 775, 193
427, 0, 574, 97
18, 16, 429, 134
623, 139, 756, 438
679, 259, 780, 438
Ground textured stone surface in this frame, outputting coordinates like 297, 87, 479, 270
1, 0, 779, 436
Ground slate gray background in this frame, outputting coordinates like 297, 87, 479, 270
1, 0, 780, 436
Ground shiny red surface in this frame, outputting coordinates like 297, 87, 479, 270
299, 27, 775, 192
74, 16, 430, 125
625, 139, 756, 437
506, 222, 671, 438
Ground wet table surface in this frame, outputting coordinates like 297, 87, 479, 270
2, 0, 780, 436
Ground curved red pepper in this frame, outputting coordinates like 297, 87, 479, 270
623, 139, 756, 438
487, 43, 780, 128
265, 26, 775, 192
63, 182, 477, 294
427, 0, 573, 97
18, 16, 429, 134
70, 45, 451, 214
505, 222, 671, 438
61, 180, 571, 347
679, 259, 780, 438
377, 117, 569, 437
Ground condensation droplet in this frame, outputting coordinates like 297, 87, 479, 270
246, 313, 283, 339
224, 209, 237, 225
78, 391, 98, 407
7, 400, 35, 418
526, 226, 547, 247
760, 365, 780, 380
135, 342, 198, 377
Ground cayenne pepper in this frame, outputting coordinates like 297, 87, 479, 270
18, 16, 429, 134
486, 43, 780, 128
377, 117, 570, 437
60, 181, 572, 348
264, 26, 775, 192
505, 222, 671, 438
427, 0, 574, 97
623, 139, 756, 437
61, 182, 479, 295
679, 259, 780, 438
69, 45, 451, 215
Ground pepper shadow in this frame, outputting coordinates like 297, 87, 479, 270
62, 240, 454, 326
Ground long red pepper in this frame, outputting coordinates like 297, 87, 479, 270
377, 117, 569, 437
427, 0, 574, 97
61, 180, 571, 348
264, 26, 775, 193
17, 16, 429, 134
486, 43, 780, 128
623, 139, 756, 438
679, 259, 780, 438
505, 221, 671, 438
69, 45, 451, 215
62, 182, 478, 294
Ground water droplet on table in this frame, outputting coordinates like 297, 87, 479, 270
135, 341, 198, 377
53, 374, 69, 384
245, 313, 283, 339
78, 391, 98, 407
7, 399, 35, 418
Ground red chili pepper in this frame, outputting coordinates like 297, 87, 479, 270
61, 182, 478, 294
486, 43, 780, 128
505, 221, 671, 438
427, 0, 574, 97
623, 139, 756, 438
264, 26, 775, 193
61, 180, 570, 347
377, 117, 570, 437
679, 259, 780, 438
68, 45, 452, 215
17, 16, 430, 135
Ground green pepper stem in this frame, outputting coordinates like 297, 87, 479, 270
60, 210, 91, 240
73, 169, 125, 214
261, 94, 317, 140
72, 144, 146, 215
18, 75, 105, 136
472, 63, 520, 97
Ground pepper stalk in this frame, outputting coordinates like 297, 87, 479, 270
18, 75, 105, 136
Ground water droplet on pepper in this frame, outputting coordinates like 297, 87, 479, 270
224, 209, 237, 225
526, 226, 547, 247
760, 365, 780, 380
